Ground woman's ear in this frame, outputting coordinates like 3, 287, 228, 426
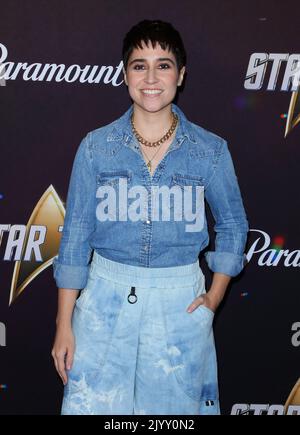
177, 66, 186, 87
123, 67, 128, 86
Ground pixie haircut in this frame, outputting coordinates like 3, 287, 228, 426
122, 20, 187, 71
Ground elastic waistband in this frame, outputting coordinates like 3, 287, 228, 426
90, 251, 203, 289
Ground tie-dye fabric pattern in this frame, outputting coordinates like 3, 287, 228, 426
61, 251, 220, 415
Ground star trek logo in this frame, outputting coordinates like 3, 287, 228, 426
0, 185, 65, 305
231, 378, 300, 415
244, 53, 300, 137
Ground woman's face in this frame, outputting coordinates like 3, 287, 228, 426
123, 41, 185, 114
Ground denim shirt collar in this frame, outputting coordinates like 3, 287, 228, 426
106, 103, 197, 154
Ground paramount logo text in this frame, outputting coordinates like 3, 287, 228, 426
246, 229, 300, 267
0, 42, 123, 86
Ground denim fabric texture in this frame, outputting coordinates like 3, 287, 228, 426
61, 251, 220, 415
53, 103, 249, 289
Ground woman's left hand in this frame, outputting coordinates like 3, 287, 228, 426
186, 292, 219, 314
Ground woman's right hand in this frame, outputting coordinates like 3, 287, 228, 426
51, 325, 75, 386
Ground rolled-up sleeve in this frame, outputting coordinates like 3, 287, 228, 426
204, 139, 249, 277
52, 133, 95, 289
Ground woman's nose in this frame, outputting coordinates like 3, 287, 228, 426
144, 67, 158, 84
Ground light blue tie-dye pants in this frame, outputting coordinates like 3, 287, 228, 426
61, 251, 220, 415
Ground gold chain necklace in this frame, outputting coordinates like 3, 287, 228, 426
131, 112, 178, 147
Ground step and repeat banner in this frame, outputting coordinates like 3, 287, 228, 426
0, 0, 299, 415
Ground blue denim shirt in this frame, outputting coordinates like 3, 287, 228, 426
52, 103, 249, 289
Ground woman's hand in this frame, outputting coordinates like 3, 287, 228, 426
51, 324, 75, 386
186, 291, 219, 314
187, 272, 232, 314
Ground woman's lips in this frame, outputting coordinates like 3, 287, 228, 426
141, 89, 163, 97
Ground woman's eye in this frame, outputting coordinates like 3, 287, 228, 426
132, 63, 171, 70
133, 64, 145, 70
159, 63, 171, 69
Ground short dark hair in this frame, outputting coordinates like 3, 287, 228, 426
122, 20, 186, 71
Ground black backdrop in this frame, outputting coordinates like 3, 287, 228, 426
0, 0, 299, 415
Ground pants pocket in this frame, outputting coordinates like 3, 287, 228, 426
162, 284, 218, 403
191, 271, 215, 317
68, 274, 128, 397
75, 263, 98, 311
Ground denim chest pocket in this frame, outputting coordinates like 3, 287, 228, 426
96, 170, 132, 221
166, 173, 205, 231
171, 173, 205, 187
96, 170, 132, 187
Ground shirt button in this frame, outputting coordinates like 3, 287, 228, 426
146, 219, 151, 224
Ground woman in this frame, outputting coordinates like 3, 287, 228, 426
52, 19, 249, 415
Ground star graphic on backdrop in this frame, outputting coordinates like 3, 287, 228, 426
9, 185, 65, 305
285, 89, 300, 137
